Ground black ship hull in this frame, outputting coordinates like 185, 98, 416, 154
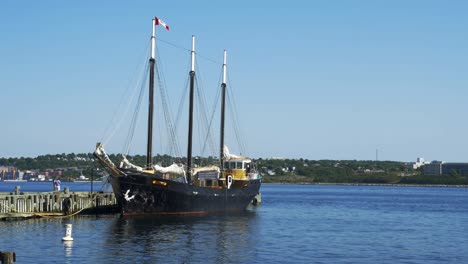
109, 173, 261, 216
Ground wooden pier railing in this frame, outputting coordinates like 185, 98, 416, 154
0, 186, 118, 220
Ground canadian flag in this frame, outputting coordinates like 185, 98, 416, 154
155, 17, 170, 31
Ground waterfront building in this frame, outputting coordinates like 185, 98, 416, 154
442, 163, 468, 177
406, 157, 428, 170
0, 166, 17, 180
423, 161, 443, 176
423, 161, 468, 176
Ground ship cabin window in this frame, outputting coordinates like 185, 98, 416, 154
224, 161, 246, 170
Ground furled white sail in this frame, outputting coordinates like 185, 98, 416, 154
154, 163, 185, 175
95, 143, 117, 168
119, 156, 143, 171
223, 145, 246, 160
192, 166, 220, 174
119, 154, 184, 175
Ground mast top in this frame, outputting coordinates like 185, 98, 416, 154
151, 17, 170, 60
191, 35, 195, 72
151, 18, 156, 60
222, 50, 227, 84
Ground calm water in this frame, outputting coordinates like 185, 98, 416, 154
1, 183, 467, 263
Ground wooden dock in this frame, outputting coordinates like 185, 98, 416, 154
0, 186, 118, 220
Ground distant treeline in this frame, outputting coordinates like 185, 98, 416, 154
257, 158, 468, 185
1, 153, 468, 185
261, 173, 468, 185
0, 153, 194, 171
0, 153, 96, 171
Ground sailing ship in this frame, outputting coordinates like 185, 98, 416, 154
94, 17, 261, 216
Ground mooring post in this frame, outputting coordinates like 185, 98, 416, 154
0, 251, 16, 264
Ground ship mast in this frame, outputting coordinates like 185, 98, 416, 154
186, 35, 196, 184
146, 18, 157, 169
219, 50, 227, 171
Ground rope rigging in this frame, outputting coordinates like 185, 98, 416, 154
201, 69, 222, 156
100, 39, 151, 147
194, 60, 217, 158
156, 37, 229, 159
154, 48, 182, 159
172, 53, 192, 159
98, 35, 248, 163
158, 37, 221, 65
226, 70, 247, 156
122, 62, 148, 155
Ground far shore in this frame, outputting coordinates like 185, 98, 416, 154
2, 180, 468, 189
262, 182, 468, 188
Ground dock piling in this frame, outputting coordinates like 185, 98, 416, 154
0, 189, 118, 220
0, 251, 16, 264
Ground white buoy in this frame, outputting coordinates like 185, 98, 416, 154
62, 224, 74, 241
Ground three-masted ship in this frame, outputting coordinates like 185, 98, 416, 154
94, 17, 261, 216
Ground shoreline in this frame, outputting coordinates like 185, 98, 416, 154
2, 180, 467, 188
263, 182, 468, 188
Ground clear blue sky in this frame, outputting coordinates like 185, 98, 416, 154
1, 0, 467, 162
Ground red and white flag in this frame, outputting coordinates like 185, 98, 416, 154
155, 17, 170, 31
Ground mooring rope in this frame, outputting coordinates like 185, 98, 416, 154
35, 181, 110, 219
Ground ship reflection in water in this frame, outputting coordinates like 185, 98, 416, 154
105, 207, 260, 263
